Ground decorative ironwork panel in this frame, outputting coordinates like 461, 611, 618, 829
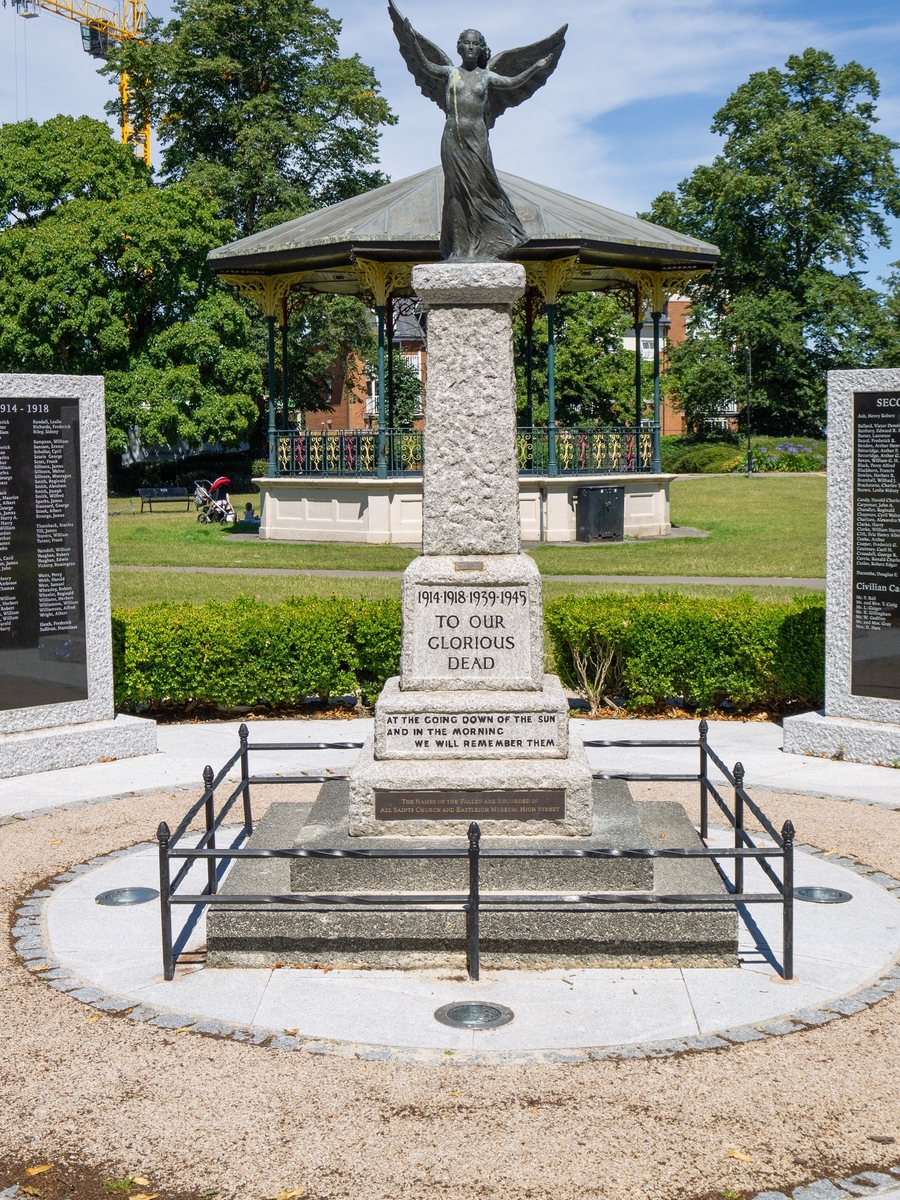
270, 426, 656, 477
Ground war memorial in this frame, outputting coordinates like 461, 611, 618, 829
195, 3, 776, 976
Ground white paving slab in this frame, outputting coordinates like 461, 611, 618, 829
39, 835, 900, 1054
3, 715, 900, 820
0, 718, 371, 818
573, 717, 900, 807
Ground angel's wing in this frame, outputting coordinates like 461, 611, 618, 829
388, 0, 453, 112
486, 26, 567, 128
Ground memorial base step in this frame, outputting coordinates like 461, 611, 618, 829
205, 782, 738, 969
348, 727, 594, 837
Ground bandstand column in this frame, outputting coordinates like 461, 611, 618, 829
547, 301, 557, 476
652, 309, 662, 473
376, 303, 387, 478
634, 294, 643, 471
266, 315, 277, 475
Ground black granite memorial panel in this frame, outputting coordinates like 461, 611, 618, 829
852, 390, 900, 699
374, 788, 566, 821
0, 399, 88, 709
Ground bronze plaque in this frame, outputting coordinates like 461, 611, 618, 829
374, 788, 566, 821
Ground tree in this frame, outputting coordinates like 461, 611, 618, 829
0, 120, 259, 451
662, 309, 743, 432
386, 350, 424, 426
280, 293, 375, 418
644, 49, 900, 433
513, 292, 642, 426
104, 0, 396, 235
0, 115, 149, 228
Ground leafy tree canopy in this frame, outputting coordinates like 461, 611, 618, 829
644, 49, 900, 435
386, 349, 424, 426
278, 293, 375, 418
0, 123, 259, 451
104, 0, 396, 235
514, 293, 645, 426
0, 115, 149, 228
647, 49, 900, 301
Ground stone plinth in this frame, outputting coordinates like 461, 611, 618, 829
348, 727, 594, 837
400, 553, 544, 691
374, 675, 569, 760
784, 368, 900, 763
414, 262, 524, 556
347, 262, 592, 838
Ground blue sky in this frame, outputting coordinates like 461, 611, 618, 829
3, 0, 900, 286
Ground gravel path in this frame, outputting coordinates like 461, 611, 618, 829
2, 784, 899, 1200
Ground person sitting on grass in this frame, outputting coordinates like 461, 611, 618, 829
243, 502, 260, 524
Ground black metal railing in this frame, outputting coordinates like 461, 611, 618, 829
157, 719, 794, 983
269, 424, 660, 478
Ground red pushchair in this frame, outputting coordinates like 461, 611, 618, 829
194, 477, 235, 524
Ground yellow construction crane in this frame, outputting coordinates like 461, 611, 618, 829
10, 0, 150, 166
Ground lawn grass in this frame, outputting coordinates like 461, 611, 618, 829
108, 476, 826, 580
109, 567, 816, 609
107, 494, 418, 571
531, 475, 825, 578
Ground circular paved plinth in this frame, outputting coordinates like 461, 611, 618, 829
14, 830, 900, 1065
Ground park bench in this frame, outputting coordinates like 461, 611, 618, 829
137, 486, 192, 513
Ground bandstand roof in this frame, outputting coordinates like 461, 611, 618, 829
208, 166, 718, 299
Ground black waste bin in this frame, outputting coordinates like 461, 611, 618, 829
575, 486, 625, 542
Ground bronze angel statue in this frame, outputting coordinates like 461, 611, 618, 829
388, 0, 567, 262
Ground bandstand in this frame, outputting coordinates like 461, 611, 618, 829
208, 167, 718, 543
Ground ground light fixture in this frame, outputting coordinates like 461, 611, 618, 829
434, 1002, 515, 1030
95, 887, 160, 906
795, 886, 852, 904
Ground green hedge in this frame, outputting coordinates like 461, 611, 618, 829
112, 592, 825, 714
544, 592, 824, 714
112, 597, 401, 708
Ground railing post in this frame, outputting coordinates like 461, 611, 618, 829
733, 761, 745, 894
467, 821, 481, 981
698, 718, 709, 840
203, 764, 217, 896
157, 821, 175, 981
781, 819, 795, 980
239, 723, 253, 836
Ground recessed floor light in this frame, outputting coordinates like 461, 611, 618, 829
95, 887, 159, 906
434, 1002, 514, 1030
795, 886, 852, 904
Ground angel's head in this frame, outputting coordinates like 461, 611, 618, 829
457, 28, 489, 69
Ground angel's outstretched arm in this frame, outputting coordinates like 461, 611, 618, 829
406, 34, 450, 79
489, 58, 552, 90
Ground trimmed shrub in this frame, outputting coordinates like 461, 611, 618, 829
112, 596, 401, 708
545, 591, 824, 714
112, 593, 824, 715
